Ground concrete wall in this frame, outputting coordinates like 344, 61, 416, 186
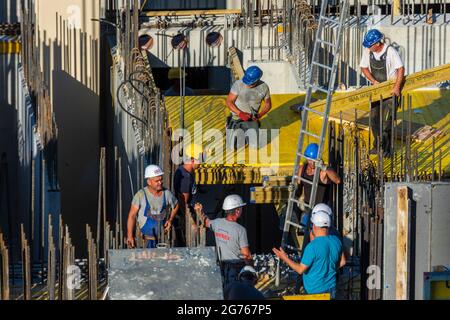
0, 53, 19, 244
34, 0, 101, 255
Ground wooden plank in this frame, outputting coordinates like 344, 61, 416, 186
250, 186, 290, 204
144, 9, 241, 17
396, 186, 410, 300
229, 47, 245, 80
281, 293, 330, 300
309, 63, 450, 113
195, 166, 293, 185
262, 175, 292, 187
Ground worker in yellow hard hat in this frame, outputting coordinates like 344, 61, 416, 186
164, 67, 194, 97
172, 143, 205, 246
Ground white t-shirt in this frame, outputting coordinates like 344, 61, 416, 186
359, 44, 404, 80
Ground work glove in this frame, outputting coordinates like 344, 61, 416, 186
238, 112, 252, 121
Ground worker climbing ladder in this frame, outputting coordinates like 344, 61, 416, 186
276, 0, 350, 286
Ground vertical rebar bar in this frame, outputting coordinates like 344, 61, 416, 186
432, 136, 435, 181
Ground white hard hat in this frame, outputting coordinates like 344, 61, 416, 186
144, 165, 164, 178
311, 210, 331, 228
239, 266, 257, 280
222, 194, 246, 211
312, 203, 333, 217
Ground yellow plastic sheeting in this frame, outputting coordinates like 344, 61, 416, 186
165, 89, 450, 172
165, 93, 324, 167
382, 89, 450, 174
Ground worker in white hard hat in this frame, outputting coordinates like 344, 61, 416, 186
126, 165, 179, 249
164, 67, 194, 97
273, 210, 345, 299
223, 265, 264, 300
194, 194, 252, 287
173, 144, 205, 246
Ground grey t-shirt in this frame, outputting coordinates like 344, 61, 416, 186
209, 218, 249, 261
131, 188, 178, 229
230, 80, 270, 120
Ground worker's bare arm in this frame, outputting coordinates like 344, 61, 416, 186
339, 252, 347, 268
126, 205, 139, 248
325, 168, 341, 184
164, 203, 179, 232
272, 247, 309, 275
361, 67, 379, 85
240, 246, 253, 263
392, 66, 405, 96
226, 92, 242, 115
257, 97, 272, 119
194, 203, 210, 228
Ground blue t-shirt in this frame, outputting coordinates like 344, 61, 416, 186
173, 165, 197, 206
301, 235, 342, 294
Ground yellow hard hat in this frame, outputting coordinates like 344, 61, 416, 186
183, 143, 205, 163
168, 68, 187, 80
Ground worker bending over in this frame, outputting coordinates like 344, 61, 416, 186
126, 165, 179, 248
195, 194, 252, 287
360, 29, 405, 157
226, 66, 271, 148
224, 266, 264, 300
273, 208, 345, 299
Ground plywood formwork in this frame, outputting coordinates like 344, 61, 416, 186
165, 86, 450, 185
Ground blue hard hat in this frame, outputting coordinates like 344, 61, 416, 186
242, 66, 263, 85
362, 29, 384, 48
304, 143, 319, 159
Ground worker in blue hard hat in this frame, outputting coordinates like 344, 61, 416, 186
226, 65, 272, 148
279, 142, 341, 248
297, 143, 341, 207
360, 29, 405, 157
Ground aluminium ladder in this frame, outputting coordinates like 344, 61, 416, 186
276, 0, 350, 286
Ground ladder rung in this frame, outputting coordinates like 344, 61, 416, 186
301, 129, 320, 140
289, 197, 313, 209
308, 84, 329, 94
312, 61, 332, 71
317, 38, 336, 48
303, 106, 325, 116
295, 153, 321, 163
289, 197, 300, 204
297, 176, 314, 185
286, 220, 302, 229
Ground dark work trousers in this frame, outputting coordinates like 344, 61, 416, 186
370, 97, 397, 155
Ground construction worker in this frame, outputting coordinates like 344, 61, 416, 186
173, 144, 203, 246
293, 143, 341, 235
126, 165, 179, 249
223, 266, 265, 300
273, 210, 345, 299
164, 67, 194, 97
194, 195, 252, 288
360, 29, 405, 157
226, 66, 271, 148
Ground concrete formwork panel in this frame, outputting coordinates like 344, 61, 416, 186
383, 182, 450, 300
